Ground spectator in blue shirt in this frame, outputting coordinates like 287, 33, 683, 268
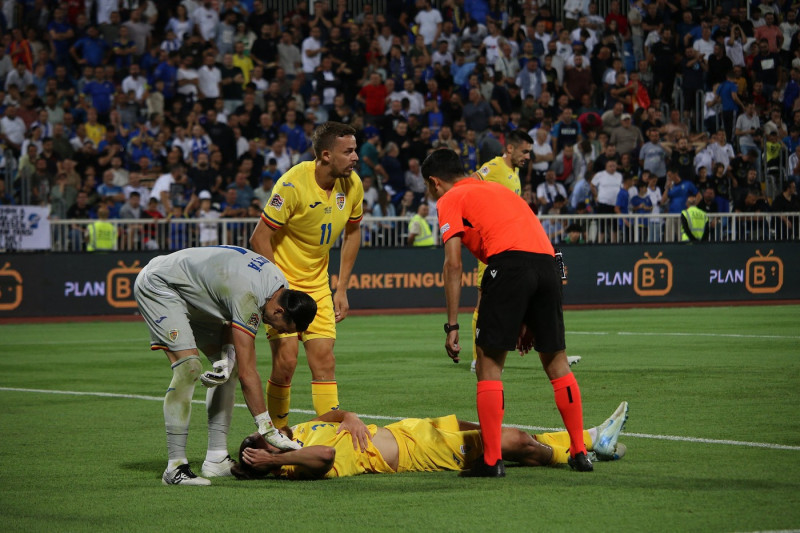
82, 66, 115, 117
152, 51, 179, 102
663, 165, 700, 214
71, 26, 109, 68
47, 7, 74, 66
716, 70, 744, 142
615, 174, 633, 241
279, 109, 305, 153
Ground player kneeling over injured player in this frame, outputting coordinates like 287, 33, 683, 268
230, 402, 629, 480
134, 246, 317, 486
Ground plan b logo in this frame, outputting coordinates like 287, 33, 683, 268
0, 262, 23, 311
633, 252, 673, 297
106, 261, 142, 308
745, 250, 783, 294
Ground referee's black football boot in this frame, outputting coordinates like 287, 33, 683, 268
459, 455, 506, 477
568, 451, 594, 472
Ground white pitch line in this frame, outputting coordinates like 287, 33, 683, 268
2, 387, 799, 452
2, 331, 797, 347
616, 331, 800, 340
567, 331, 799, 340
0, 338, 150, 346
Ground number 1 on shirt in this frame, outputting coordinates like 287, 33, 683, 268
319, 223, 332, 245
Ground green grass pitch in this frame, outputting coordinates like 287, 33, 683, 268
1, 305, 799, 532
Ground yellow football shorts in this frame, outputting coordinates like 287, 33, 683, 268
267, 288, 336, 341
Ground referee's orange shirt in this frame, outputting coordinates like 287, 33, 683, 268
437, 178, 554, 264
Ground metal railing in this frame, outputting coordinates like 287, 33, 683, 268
34, 212, 800, 253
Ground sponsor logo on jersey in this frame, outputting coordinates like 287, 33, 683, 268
247, 312, 259, 328
336, 192, 346, 210
440, 222, 451, 234
490, 269, 498, 278
169, 329, 179, 342
282, 182, 295, 188
269, 194, 284, 210
155, 316, 167, 324
309, 201, 322, 208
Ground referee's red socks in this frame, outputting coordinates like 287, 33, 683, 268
550, 372, 588, 456
476, 380, 504, 466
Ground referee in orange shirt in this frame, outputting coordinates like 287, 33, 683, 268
421, 148, 592, 476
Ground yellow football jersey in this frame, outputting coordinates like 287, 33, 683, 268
260, 161, 364, 293
277, 416, 482, 479
476, 156, 521, 195
279, 421, 394, 479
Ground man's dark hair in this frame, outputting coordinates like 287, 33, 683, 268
279, 289, 317, 332
311, 121, 356, 157
421, 148, 468, 182
231, 433, 271, 480
506, 129, 533, 147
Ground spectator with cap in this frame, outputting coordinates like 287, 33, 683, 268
610, 113, 644, 157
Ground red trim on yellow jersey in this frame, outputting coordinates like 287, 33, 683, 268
231, 321, 257, 338
348, 214, 363, 223
260, 212, 283, 230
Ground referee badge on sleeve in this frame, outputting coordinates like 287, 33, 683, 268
440, 223, 451, 235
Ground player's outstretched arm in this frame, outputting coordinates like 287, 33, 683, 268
334, 221, 361, 323
249, 219, 277, 263
232, 327, 267, 417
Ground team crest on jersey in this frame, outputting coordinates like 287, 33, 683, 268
247, 313, 259, 328
440, 223, 451, 234
269, 194, 284, 210
169, 329, 179, 342
335, 192, 345, 210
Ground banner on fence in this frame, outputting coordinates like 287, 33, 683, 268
0, 243, 798, 318
0, 206, 51, 251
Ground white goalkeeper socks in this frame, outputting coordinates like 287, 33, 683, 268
164, 355, 201, 471
205, 362, 237, 463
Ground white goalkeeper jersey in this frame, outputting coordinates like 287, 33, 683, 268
141, 246, 287, 338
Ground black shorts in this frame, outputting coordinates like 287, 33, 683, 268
476, 251, 566, 354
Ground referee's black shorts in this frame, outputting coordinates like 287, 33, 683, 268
476, 250, 566, 354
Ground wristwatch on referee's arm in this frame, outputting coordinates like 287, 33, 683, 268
443, 323, 459, 333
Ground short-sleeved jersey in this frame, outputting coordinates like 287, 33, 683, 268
260, 161, 364, 293
141, 246, 287, 338
437, 178, 554, 264
281, 421, 392, 479
476, 156, 521, 195
277, 415, 482, 479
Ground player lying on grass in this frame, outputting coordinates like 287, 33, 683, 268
230, 402, 628, 480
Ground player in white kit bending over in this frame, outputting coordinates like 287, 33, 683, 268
134, 246, 317, 485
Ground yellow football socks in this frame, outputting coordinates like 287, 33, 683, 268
311, 380, 339, 415
266, 380, 291, 429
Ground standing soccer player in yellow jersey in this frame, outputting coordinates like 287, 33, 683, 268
249, 122, 364, 428
469, 130, 533, 372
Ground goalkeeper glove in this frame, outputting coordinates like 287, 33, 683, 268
254, 412, 301, 451
200, 359, 232, 388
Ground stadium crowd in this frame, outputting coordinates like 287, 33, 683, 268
1, 0, 799, 250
